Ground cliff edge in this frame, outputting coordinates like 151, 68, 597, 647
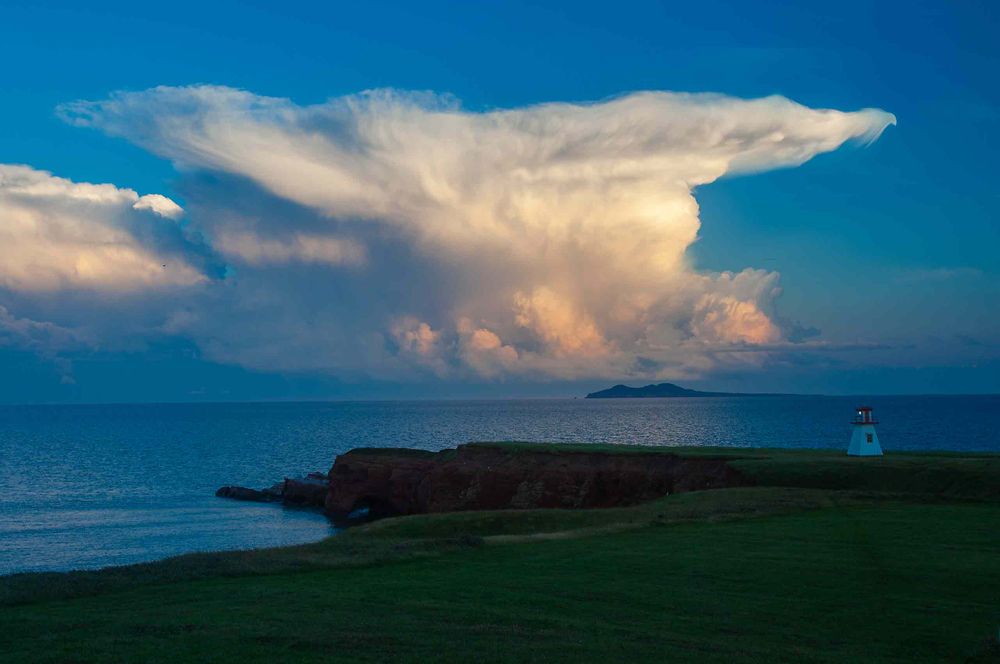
323, 444, 747, 522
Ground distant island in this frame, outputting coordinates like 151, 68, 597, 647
585, 382, 785, 399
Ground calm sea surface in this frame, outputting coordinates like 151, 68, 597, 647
1, 395, 997, 574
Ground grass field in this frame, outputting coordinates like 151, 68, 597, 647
1, 446, 998, 662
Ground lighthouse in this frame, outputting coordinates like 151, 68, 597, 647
847, 406, 883, 456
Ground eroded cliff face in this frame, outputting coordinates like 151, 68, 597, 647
324, 445, 747, 522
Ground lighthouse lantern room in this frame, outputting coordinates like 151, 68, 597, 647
847, 406, 883, 456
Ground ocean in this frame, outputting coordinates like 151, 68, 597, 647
1, 395, 997, 575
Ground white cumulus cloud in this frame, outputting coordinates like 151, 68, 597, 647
133, 193, 184, 219
51, 86, 894, 380
0, 164, 206, 292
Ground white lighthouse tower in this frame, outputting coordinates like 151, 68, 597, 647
847, 406, 883, 456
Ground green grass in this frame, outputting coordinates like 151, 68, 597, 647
475, 442, 1000, 500
1, 500, 997, 662
2, 444, 999, 662
0, 487, 859, 607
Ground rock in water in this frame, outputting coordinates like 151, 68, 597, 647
214, 485, 283, 503
215, 474, 329, 508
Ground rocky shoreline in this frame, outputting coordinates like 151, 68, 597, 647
217, 444, 749, 525
216, 472, 329, 509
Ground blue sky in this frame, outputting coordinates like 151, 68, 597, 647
1, 0, 997, 401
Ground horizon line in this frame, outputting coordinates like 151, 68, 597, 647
2, 392, 999, 408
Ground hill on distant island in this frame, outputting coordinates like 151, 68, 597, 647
585, 383, 784, 399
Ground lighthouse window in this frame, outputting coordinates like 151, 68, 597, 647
866, 433, 873, 443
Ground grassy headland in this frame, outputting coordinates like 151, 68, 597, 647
1, 445, 997, 662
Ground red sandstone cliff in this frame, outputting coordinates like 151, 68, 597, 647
324, 444, 747, 521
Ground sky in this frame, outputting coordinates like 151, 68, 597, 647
1, 0, 997, 402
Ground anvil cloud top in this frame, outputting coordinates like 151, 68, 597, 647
0, 1, 996, 401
